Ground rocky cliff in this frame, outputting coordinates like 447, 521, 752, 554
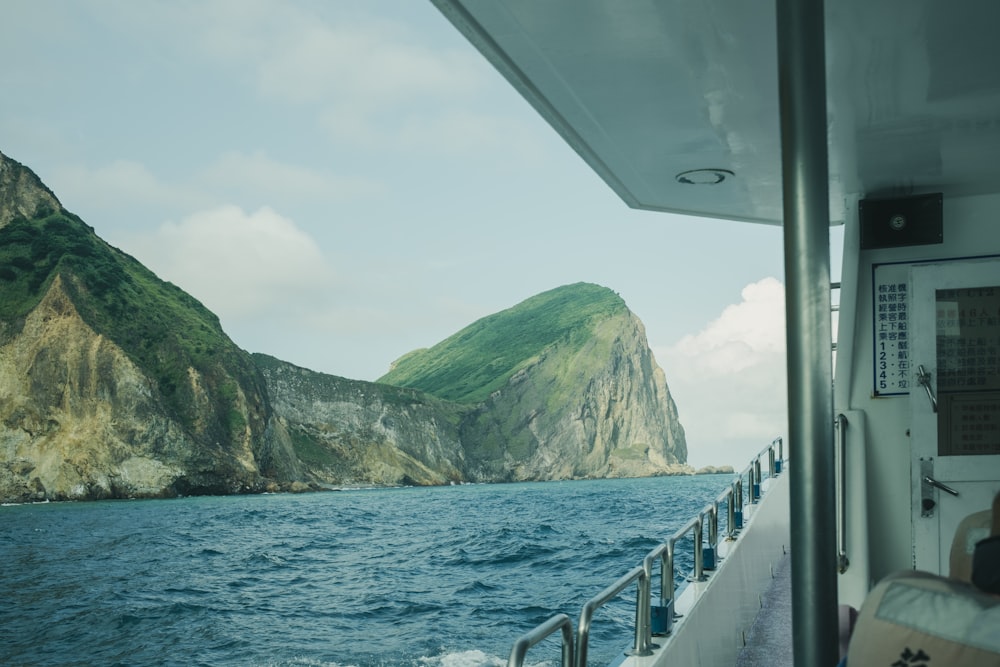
381, 283, 689, 481
1, 151, 689, 502
0, 275, 290, 500
0, 151, 300, 500
253, 353, 468, 487
460, 312, 688, 480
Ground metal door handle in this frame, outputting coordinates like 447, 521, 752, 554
922, 475, 959, 496
916, 365, 938, 413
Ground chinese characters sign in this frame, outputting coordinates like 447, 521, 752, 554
873, 264, 911, 395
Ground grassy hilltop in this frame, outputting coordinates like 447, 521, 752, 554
379, 282, 629, 404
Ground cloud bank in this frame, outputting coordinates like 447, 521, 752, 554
133, 204, 335, 320
655, 277, 788, 469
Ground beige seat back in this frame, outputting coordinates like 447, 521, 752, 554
847, 571, 1000, 666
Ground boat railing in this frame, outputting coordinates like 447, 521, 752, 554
506, 437, 786, 667
508, 613, 574, 667
577, 565, 649, 667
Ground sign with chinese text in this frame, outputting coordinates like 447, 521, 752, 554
872, 263, 911, 395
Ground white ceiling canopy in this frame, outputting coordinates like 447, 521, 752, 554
431, 0, 1000, 226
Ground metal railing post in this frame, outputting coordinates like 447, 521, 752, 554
577, 566, 649, 667
507, 613, 574, 667
645, 543, 673, 637
733, 477, 744, 530
726, 486, 736, 539
701, 503, 718, 570
634, 565, 652, 654
662, 540, 675, 607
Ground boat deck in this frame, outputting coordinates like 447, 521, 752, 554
735, 549, 793, 667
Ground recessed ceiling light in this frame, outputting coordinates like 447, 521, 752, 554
675, 168, 734, 185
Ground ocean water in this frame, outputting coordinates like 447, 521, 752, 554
1, 475, 732, 667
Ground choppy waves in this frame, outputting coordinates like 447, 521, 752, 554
1, 476, 728, 666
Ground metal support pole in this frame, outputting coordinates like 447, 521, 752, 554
775, 0, 839, 665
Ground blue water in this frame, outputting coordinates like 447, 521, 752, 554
1, 475, 731, 667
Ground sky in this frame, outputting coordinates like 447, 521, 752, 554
1, 0, 842, 469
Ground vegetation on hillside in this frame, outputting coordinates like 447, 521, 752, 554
377, 282, 628, 403
0, 208, 257, 435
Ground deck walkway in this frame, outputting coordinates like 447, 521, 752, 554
735, 549, 793, 667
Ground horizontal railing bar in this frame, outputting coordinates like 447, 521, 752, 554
671, 515, 702, 543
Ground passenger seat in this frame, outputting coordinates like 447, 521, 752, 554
846, 570, 1000, 666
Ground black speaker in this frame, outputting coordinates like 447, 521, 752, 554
859, 193, 943, 249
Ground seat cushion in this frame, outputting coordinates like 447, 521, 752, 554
847, 570, 1000, 666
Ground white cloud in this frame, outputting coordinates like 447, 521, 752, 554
131, 205, 335, 319
51, 160, 208, 217
655, 277, 788, 470
199, 150, 384, 201
254, 21, 480, 107
74, 1, 542, 161
134, 0, 481, 110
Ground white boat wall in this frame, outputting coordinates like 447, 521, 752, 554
429, 0, 1000, 665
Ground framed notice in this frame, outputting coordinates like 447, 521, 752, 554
872, 263, 912, 395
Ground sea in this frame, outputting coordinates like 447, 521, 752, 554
1, 474, 733, 667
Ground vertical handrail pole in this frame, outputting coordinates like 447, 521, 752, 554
715, 487, 732, 542
701, 502, 719, 570
775, 0, 839, 663
733, 477, 744, 531
836, 413, 850, 573
701, 503, 718, 553
693, 516, 704, 581
635, 561, 652, 654
727, 486, 736, 539
709, 503, 718, 549
753, 458, 762, 500
662, 540, 675, 605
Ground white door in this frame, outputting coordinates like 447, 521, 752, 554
910, 259, 1000, 575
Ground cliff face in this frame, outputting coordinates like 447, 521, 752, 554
0, 151, 690, 502
254, 354, 467, 486
459, 311, 688, 481
0, 151, 300, 501
0, 154, 60, 227
380, 282, 689, 481
0, 276, 286, 500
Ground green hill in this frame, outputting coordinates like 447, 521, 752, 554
0, 180, 261, 443
1, 151, 687, 501
378, 282, 628, 403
